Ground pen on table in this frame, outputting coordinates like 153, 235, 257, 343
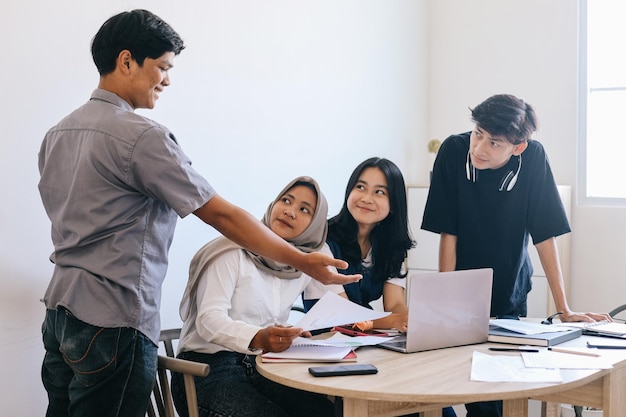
547, 347, 601, 357
488, 347, 539, 353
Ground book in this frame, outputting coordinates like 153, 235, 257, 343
489, 318, 570, 335
261, 348, 357, 363
488, 325, 582, 347
260, 345, 356, 363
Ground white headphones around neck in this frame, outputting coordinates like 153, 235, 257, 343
465, 150, 522, 192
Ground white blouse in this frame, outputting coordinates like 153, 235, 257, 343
178, 243, 343, 355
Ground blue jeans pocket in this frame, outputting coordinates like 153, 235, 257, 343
59, 311, 120, 387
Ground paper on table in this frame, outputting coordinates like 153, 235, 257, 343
521, 350, 613, 369
470, 351, 562, 382
295, 291, 390, 331
489, 319, 570, 335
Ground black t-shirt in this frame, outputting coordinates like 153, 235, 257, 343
421, 132, 571, 316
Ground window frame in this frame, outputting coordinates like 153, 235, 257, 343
578, 0, 626, 206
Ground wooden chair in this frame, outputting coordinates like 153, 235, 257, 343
147, 355, 209, 417
609, 303, 626, 323
146, 328, 209, 417
159, 328, 182, 358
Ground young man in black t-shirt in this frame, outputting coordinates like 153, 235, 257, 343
421, 94, 609, 417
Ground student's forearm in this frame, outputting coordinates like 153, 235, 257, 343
382, 282, 407, 312
534, 238, 609, 323
373, 314, 403, 330
439, 233, 457, 272
535, 237, 570, 314
376, 283, 409, 330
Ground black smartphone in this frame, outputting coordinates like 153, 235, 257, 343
308, 364, 378, 377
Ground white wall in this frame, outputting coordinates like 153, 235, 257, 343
3, 1, 625, 415
1, 1, 428, 415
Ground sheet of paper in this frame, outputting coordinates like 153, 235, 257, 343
470, 351, 562, 382
295, 291, 390, 331
489, 319, 570, 335
521, 350, 613, 369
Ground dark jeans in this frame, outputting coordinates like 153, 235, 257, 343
172, 350, 334, 417
41, 308, 157, 417
465, 400, 502, 417
441, 407, 457, 417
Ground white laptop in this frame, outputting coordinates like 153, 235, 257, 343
378, 268, 493, 353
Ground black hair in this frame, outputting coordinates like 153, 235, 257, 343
91, 9, 185, 75
328, 157, 415, 282
470, 94, 539, 145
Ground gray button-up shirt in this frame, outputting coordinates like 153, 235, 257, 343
38, 89, 215, 344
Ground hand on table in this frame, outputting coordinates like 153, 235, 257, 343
559, 310, 613, 323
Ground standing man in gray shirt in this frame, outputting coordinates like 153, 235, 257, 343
37, 9, 359, 417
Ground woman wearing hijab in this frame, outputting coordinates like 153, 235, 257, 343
172, 177, 343, 417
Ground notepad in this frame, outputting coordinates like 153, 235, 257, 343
260, 345, 355, 363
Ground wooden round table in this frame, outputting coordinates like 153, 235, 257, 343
256, 339, 626, 417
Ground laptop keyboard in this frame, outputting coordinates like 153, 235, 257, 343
383, 334, 407, 347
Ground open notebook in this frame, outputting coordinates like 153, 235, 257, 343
558, 320, 626, 338
261, 345, 357, 363
378, 268, 493, 353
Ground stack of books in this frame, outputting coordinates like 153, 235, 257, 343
488, 319, 582, 347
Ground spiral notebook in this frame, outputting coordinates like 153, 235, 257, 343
557, 320, 626, 338
378, 268, 493, 353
